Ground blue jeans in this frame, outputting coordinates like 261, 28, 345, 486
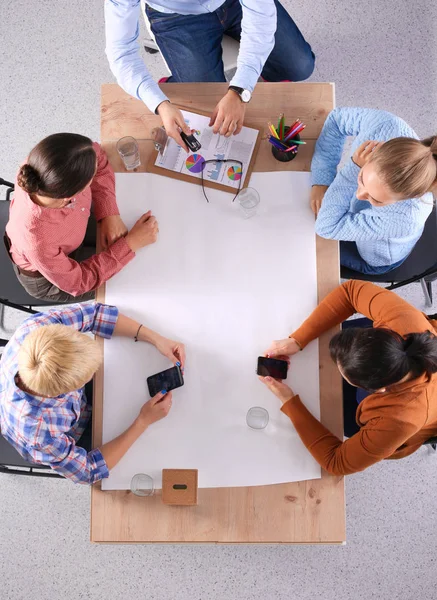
146, 0, 315, 83
340, 241, 405, 275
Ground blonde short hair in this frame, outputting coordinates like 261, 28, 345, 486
18, 324, 103, 397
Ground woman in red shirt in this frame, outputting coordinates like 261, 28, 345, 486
6, 133, 157, 302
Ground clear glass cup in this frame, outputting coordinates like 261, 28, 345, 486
130, 473, 154, 496
238, 187, 260, 219
116, 136, 141, 170
246, 407, 269, 430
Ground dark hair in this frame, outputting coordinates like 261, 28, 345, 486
329, 327, 437, 391
17, 133, 96, 199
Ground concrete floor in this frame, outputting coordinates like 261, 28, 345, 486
1, 2, 437, 599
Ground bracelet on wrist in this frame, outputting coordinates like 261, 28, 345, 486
134, 324, 143, 342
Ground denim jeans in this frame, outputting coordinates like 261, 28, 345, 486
146, 0, 315, 83
340, 241, 405, 275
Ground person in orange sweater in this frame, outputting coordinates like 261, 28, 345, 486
260, 280, 437, 475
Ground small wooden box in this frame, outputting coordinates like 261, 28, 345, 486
162, 469, 198, 506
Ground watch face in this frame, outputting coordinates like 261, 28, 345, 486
241, 89, 251, 103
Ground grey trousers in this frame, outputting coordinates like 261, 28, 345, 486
14, 245, 96, 303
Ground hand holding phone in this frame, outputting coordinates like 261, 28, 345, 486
138, 391, 173, 428
147, 365, 184, 397
256, 356, 288, 380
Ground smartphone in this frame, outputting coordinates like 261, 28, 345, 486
256, 356, 288, 380
147, 365, 184, 397
180, 131, 202, 152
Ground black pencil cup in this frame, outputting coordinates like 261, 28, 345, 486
271, 129, 300, 162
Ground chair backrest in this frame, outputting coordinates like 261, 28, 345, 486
0, 199, 58, 308
341, 204, 437, 283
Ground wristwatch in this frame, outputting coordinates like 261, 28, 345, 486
228, 86, 252, 103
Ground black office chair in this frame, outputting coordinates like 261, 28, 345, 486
341, 205, 437, 306
0, 177, 63, 316
424, 436, 437, 451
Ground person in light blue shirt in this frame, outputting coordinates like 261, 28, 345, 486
310, 107, 437, 274
105, 0, 314, 151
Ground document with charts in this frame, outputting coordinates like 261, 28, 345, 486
154, 110, 259, 188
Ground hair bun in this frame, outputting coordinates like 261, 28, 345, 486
17, 164, 41, 194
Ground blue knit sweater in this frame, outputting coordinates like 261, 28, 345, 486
312, 107, 433, 267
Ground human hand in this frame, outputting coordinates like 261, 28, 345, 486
209, 90, 246, 137
352, 140, 384, 168
154, 335, 186, 370
99, 215, 128, 250
259, 376, 295, 405
264, 338, 301, 359
157, 101, 191, 152
138, 390, 173, 428
125, 211, 159, 252
310, 185, 329, 216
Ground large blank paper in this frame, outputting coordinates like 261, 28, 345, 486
102, 172, 320, 490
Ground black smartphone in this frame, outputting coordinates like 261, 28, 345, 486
180, 131, 202, 152
256, 356, 288, 380
147, 366, 184, 397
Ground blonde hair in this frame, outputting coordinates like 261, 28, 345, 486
18, 325, 103, 397
369, 135, 437, 199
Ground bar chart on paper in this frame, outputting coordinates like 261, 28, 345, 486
154, 109, 258, 188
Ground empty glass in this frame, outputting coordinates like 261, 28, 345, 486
116, 136, 141, 170
246, 407, 269, 430
130, 473, 154, 496
238, 187, 260, 219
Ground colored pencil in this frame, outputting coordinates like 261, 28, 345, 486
268, 136, 288, 150
284, 123, 306, 141
284, 144, 298, 153
279, 114, 285, 139
287, 118, 301, 133
277, 113, 283, 136
284, 123, 305, 140
269, 138, 289, 151
291, 139, 306, 145
268, 122, 279, 139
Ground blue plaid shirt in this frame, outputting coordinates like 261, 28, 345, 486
0, 303, 119, 484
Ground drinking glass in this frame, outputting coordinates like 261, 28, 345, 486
116, 136, 141, 170
130, 473, 154, 496
246, 407, 269, 430
238, 187, 260, 219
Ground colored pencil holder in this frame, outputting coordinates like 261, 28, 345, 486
271, 129, 300, 162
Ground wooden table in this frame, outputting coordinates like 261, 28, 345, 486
91, 82, 344, 543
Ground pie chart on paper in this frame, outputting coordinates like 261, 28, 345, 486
227, 165, 242, 181
185, 154, 205, 174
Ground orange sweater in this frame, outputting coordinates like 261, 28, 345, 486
281, 280, 437, 475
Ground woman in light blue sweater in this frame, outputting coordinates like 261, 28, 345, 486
310, 107, 437, 274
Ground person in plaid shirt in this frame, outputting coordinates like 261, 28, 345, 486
0, 303, 185, 484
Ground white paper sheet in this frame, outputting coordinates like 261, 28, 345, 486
102, 171, 320, 490
154, 110, 258, 188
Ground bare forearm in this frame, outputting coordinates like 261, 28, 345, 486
99, 417, 146, 471
113, 313, 160, 345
